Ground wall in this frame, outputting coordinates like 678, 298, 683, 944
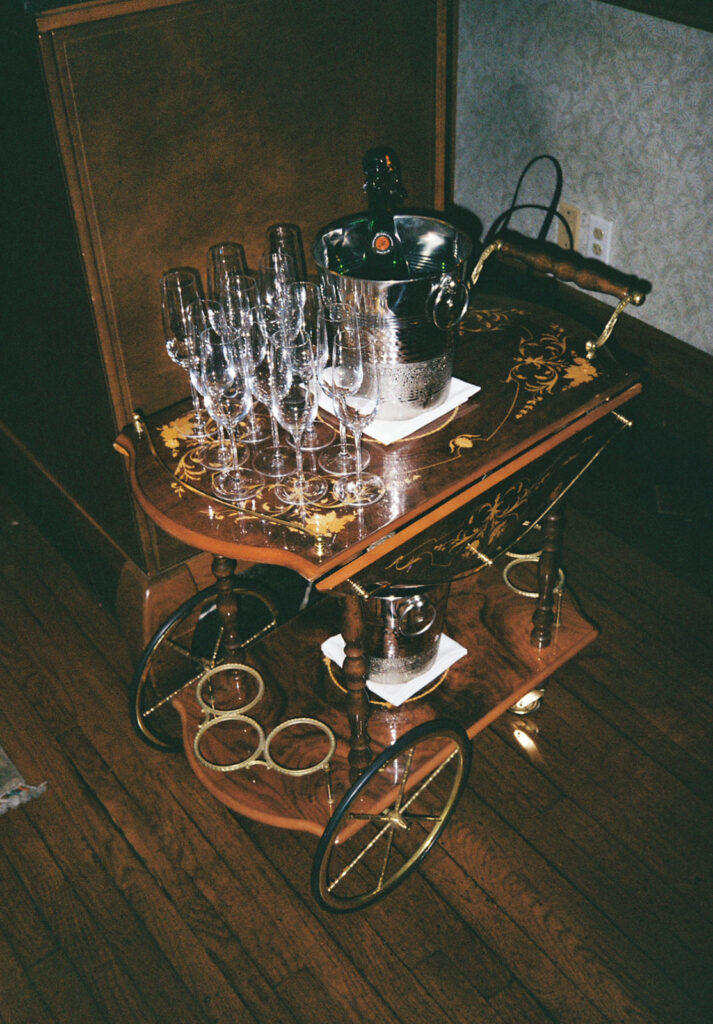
455, 0, 713, 355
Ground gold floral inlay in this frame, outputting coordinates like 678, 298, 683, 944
301, 510, 356, 538
159, 415, 196, 453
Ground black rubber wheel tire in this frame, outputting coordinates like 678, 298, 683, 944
129, 583, 280, 752
311, 718, 471, 912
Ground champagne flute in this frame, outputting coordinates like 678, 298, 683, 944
284, 282, 334, 452
334, 333, 384, 507
221, 273, 271, 445
207, 242, 248, 301
264, 222, 307, 281
159, 268, 214, 441
198, 317, 259, 502
258, 250, 300, 316
317, 302, 371, 476
188, 299, 249, 472
250, 304, 297, 479
270, 335, 327, 505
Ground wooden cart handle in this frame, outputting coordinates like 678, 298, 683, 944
469, 235, 651, 359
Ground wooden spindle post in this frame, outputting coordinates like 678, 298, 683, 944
211, 554, 241, 659
341, 594, 372, 777
530, 507, 563, 649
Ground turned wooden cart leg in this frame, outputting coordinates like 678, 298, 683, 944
211, 554, 242, 659
530, 507, 564, 649
341, 594, 372, 777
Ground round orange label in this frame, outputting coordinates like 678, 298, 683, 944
373, 233, 393, 253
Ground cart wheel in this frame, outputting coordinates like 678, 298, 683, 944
509, 688, 546, 716
129, 583, 280, 752
311, 719, 471, 912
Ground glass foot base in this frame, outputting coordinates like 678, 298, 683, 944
275, 475, 328, 505
253, 446, 297, 478
211, 468, 263, 502
318, 443, 370, 477
335, 472, 385, 507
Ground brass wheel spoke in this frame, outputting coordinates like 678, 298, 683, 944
376, 828, 396, 893
141, 666, 207, 718
327, 820, 395, 893
399, 746, 459, 817
393, 746, 415, 811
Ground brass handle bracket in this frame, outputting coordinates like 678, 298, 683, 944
585, 290, 646, 360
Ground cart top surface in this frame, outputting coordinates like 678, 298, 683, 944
114, 297, 640, 585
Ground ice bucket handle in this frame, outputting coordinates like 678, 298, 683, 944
429, 273, 470, 331
397, 595, 437, 637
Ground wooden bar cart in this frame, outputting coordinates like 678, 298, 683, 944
115, 259, 645, 911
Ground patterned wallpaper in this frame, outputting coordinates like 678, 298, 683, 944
454, 0, 713, 355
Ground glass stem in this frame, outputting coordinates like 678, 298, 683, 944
294, 432, 305, 491
353, 429, 363, 490
248, 406, 259, 441
189, 381, 203, 420
338, 421, 349, 454
228, 427, 241, 476
270, 415, 281, 451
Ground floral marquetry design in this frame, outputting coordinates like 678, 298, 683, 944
506, 323, 599, 419
158, 415, 196, 453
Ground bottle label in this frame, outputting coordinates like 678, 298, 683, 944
372, 232, 394, 254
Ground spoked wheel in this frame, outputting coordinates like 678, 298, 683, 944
129, 583, 280, 752
311, 719, 471, 912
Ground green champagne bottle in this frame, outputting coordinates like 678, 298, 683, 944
360, 147, 411, 280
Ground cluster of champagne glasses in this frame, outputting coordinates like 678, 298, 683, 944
159, 224, 386, 510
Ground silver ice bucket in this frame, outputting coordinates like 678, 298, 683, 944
361, 583, 451, 686
313, 214, 472, 420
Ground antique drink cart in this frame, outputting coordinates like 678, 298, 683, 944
115, 241, 646, 910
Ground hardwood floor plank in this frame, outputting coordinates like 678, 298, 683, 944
487, 979, 559, 1024
477, 717, 712, 1005
433, 789, 708, 1024
0, 494, 134, 675
63, 729, 301, 1024
0, 809, 165, 1024
167, 783, 429, 1024
522, 683, 713, 915
413, 949, 509, 1024
556, 659, 713, 804
0, 845, 57, 968
564, 513, 713, 682
0, 686, 233, 1024
0, 926, 61, 1024
565, 508, 713, 650
25, 950, 112, 1024
418, 842, 612, 1024
240, 813, 515, 1024
276, 967, 361, 1024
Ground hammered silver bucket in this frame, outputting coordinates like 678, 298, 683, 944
313, 214, 472, 420
361, 583, 451, 686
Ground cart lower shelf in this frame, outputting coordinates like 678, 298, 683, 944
172, 563, 597, 836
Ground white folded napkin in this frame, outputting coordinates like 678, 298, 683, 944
321, 633, 468, 707
319, 377, 480, 445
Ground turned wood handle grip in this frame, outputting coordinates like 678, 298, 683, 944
497, 238, 648, 305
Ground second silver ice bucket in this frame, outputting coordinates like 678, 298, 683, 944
313, 214, 472, 420
361, 583, 451, 687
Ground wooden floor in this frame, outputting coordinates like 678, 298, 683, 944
0, 480, 711, 1024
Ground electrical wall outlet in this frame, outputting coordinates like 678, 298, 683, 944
582, 213, 613, 263
557, 201, 582, 250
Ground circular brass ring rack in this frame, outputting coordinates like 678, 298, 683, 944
193, 663, 336, 777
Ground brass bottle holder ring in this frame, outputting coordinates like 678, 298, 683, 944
502, 552, 565, 600
193, 663, 336, 777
